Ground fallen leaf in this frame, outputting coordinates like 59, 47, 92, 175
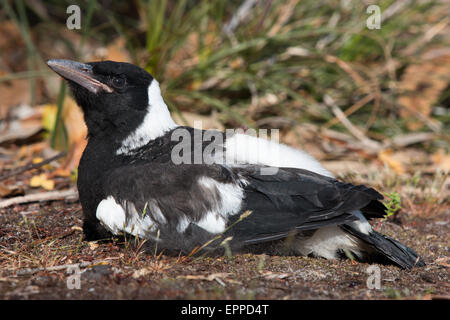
259, 271, 290, 280
132, 261, 170, 278
32, 157, 44, 164
30, 157, 52, 170
61, 97, 88, 173
88, 242, 99, 251
0, 185, 14, 198
0, 80, 31, 112
0, 21, 25, 70
378, 149, 406, 175
92, 37, 131, 62
17, 142, 47, 160
431, 150, 450, 172
41, 104, 58, 132
435, 257, 450, 268
43, 97, 88, 175
0, 104, 44, 144
0, 184, 24, 198
398, 51, 450, 130
30, 173, 54, 190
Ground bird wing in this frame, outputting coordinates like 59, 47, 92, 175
223, 166, 386, 245
97, 162, 385, 252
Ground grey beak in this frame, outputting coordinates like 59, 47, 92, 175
47, 59, 113, 94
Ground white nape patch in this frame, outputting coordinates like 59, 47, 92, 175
117, 80, 178, 154
296, 226, 363, 259
96, 196, 157, 238
224, 133, 333, 177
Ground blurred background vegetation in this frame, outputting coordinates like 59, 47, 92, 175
0, 0, 449, 177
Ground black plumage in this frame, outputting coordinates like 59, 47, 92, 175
47, 59, 425, 269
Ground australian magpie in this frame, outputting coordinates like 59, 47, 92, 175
47, 59, 425, 269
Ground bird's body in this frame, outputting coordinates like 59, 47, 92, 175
47, 59, 425, 269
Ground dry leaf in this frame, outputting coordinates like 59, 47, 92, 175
0, 185, 14, 198
132, 261, 171, 278
17, 142, 47, 160
41, 104, 57, 132
0, 184, 24, 198
0, 21, 26, 71
398, 52, 450, 130
88, 242, 99, 251
0, 80, 31, 111
60, 97, 88, 174
435, 257, 450, 268
40, 97, 87, 175
30, 173, 54, 190
378, 149, 406, 175
431, 150, 450, 172
30, 157, 51, 170
32, 157, 44, 164
0, 104, 43, 144
104, 38, 131, 62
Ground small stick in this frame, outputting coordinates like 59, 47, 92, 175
13, 258, 119, 276
324, 95, 381, 151
323, 93, 375, 129
15, 261, 93, 276
0, 188, 78, 209
0, 151, 67, 182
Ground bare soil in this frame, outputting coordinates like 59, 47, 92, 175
0, 191, 448, 300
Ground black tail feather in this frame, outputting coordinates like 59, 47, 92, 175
341, 225, 425, 269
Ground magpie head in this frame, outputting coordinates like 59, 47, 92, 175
47, 59, 158, 141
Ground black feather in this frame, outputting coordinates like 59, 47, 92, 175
340, 224, 425, 269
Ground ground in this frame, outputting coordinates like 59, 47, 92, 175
0, 170, 448, 300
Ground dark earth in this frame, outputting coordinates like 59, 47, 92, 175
0, 173, 448, 300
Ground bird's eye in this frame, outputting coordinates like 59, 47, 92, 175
112, 77, 126, 88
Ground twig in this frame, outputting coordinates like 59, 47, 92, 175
0, 188, 78, 209
323, 93, 375, 129
382, 0, 411, 21
397, 103, 442, 133
324, 95, 381, 152
12, 257, 120, 276
267, 0, 300, 37
384, 132, 436, 149
15, 261, 92, 276
0, 151, 67, 182
222, 0, 257, 36
324, 55, 372, 94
